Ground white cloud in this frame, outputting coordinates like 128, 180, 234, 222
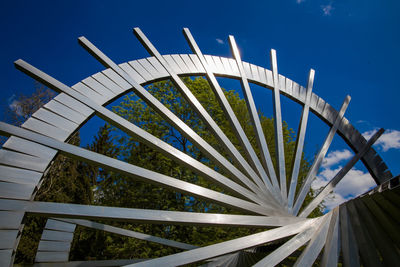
312, 149, 376, 212
322, 192, 346, 211
216, 38, 224, 44
320, 168, 375, 211
362, 129, 377, 139
334, 168, 375, 197
321, 4, 333, 16
322, 149, 353, 168
296, 0, 305, 3
9, 99, 23, 116
363, 129, 400, 151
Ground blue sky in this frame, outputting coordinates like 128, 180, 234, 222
1, 0, 399, 209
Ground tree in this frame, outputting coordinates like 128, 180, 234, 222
69, 77, 318, 261
5, 84, 55, 126
7, 77, 320, 264
7, 87, 93, 264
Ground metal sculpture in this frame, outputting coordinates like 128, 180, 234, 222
0, 27, 398, 266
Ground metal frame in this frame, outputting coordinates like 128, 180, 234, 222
0, 27, 396, 266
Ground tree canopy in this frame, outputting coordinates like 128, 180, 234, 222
12, 76, 320, 264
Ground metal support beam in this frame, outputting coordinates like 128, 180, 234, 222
292, 95, 351, 215
55, 218, 197, 250
270, 49, 287, 202
77, 36, 280, 205
0, 121, 284, 216
228, 35, 281, 200
124, 218, 318, 267
183, 28, 280, 202
133, 27, 275, 202
0, 199, 306, 227
13, 59, 282, 212
299, 129, 384, 217
288, 69, 314, 210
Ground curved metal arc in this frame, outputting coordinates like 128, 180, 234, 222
183, 28, 280, 201
292, 95, 351, 215
77, 36, 281, 206
287, 69, 314, 210
299, 128, 384, 218
228, 35, 282, 201
0, 28, 394, 267
13, 59, 280, 210
133, 27, 275, 202
0, 121, 283, 216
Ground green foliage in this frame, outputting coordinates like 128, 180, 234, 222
9, 87, 93, 264
15, 133, 94, 264
13, 77, 321, 264
69, 77, 319, 260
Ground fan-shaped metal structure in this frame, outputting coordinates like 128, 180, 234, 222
0, 28, 398, 266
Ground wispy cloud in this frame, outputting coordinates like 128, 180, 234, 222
312, 149, 376, 212
314, 167, 376, 210
296, 0, 305, 4
322, 149, 352, 168
363, 129, 400, 151
7, 94, 24, 116
216, 38, 224, 45
321, 4, 333, 16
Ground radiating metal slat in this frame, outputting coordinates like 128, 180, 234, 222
0, 199, 307, 227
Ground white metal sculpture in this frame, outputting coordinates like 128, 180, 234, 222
0, 28, 397, 266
